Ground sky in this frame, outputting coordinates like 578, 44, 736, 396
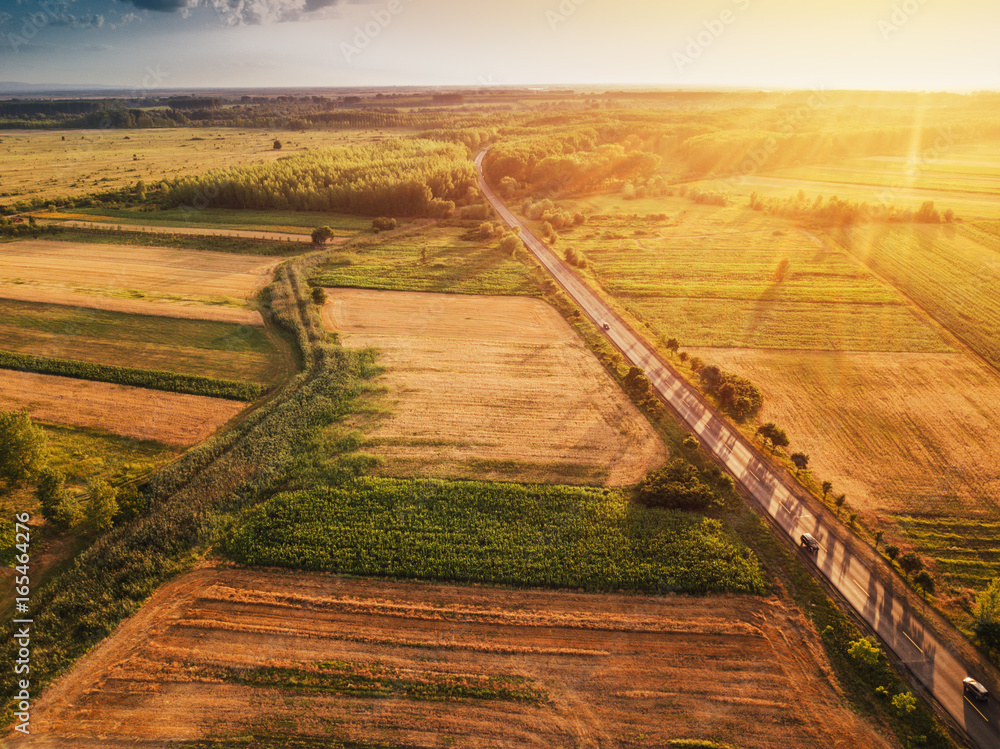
0, 0, 998, 91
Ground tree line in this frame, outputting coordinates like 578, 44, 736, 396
163, 139, 479, 217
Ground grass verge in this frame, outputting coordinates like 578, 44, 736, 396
0, 349, 263, 401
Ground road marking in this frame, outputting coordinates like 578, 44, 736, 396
903, 631, 924, 653
964, 696, 989, 722
851, 578, 869, 597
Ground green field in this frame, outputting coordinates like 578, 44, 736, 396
51, 227, 304, 257
832, 223, 1000, 369
225, 476, 769, 594
49, 206, 374, 237
891, 515, 1000, 594
0, 298, 283, 384
42, 423, 176, 493
552, 195, 950, 351
311, 224, 542, 296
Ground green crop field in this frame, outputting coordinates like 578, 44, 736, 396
551, 195, 950, 352
225, 476, 769, 595
891, 515, 1000, 594
0, 298, 283, 384
311, 224, 542, 296
832, 223, 1000, 369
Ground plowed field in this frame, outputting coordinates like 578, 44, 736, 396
15, 565, 893, 749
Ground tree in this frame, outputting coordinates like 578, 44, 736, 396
847, 637, 883, 669
372, 217, 397, 232
311, 225, 334, 245
678, 351, 689, 363
756, 423, 788, 453
913, 570, 935, 597
499, 233, 521, 256
821, 480, 833, 500
639, 459, 717, 511
688, 356, 704, 372
884, 544, 900, 562
114, 484, 146, 524
35, 467, 67, 523
0, 410, 48, 495
834, 493, 846, 516
898, 552, 924, 577
311, 287, 328, 305
891, 692, 917, 714
973, 578, 1000, 651
273, 139, 282, 150
790, 452, 809, 473
84, 478, 119, 533
874, 530, 883, 550
666, 338, 680, 356
682, 434, 699, 451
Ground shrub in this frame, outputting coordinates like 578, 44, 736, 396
639, 459, 718, 512
372, 216, 397, 232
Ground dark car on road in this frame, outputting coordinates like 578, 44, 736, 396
964, 677, 989, 702
800, 533, 820, 553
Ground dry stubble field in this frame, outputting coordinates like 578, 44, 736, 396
0, 239, 281, 307
687, 348, 1000, 520
321, 288, 667, 486
0, 369, 245, 446
16, 564, 893, 749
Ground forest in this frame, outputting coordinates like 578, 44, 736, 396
163, 139, 478, 216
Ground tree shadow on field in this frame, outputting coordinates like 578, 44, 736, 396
742, 278, 785, 344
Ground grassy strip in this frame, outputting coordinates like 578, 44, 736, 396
215, 660, 547, 703
0, 349, 263, 402
53, 227, 307, 256
224, 477, 768, 595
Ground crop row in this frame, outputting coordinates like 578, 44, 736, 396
225, 476, 769, 595
0, 349, 263, 402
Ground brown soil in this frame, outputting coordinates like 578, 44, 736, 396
0, 369, 245, 446
322, 288, 667, 486
0, 284, 262, 325
688, 347, 1000, 519
0, 240, 281, 303
14, 564, 895, 749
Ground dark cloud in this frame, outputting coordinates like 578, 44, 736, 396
113, 0, 346, 24
125, 0, 190, 11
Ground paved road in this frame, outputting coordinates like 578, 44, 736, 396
476, 150, 999, 749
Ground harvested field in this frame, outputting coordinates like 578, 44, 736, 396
0, 127, 384, 203
0, 283, 262, 325
0, 239, 281, 305
687, 347, 1000, 519
321, 288, 667, 486
16, 565, 894, 749
0, 369, 244, 446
